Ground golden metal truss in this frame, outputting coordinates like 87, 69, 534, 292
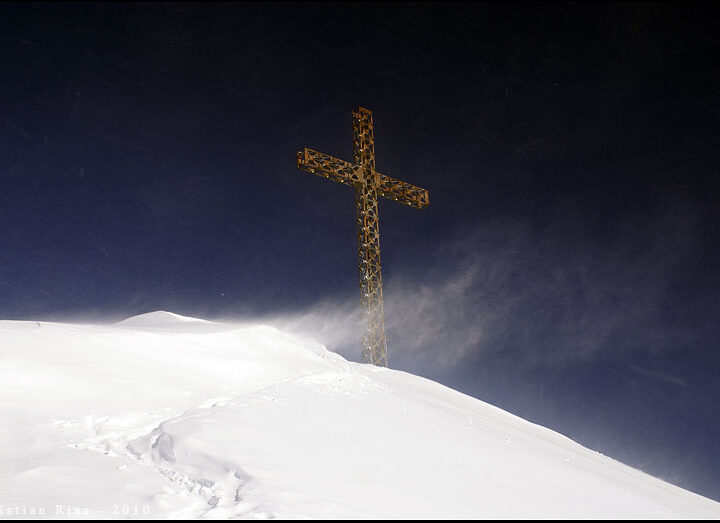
297, 107, 429, 367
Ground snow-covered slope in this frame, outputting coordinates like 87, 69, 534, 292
1, 312, 718, 519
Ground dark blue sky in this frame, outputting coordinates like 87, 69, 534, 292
2, 3, 719, 502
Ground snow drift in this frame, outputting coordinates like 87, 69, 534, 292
1, 311, 718, 519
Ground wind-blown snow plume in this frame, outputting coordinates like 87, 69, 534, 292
257, 201, 705, 375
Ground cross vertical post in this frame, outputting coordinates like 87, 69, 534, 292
296, 107, 429, 367
353, 108, 387, 366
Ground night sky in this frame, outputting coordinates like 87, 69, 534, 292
2, 3, 719, 502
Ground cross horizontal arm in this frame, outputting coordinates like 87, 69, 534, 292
297, 147, 429, 209
376, 173, 429, 210
297, 147, 361, 187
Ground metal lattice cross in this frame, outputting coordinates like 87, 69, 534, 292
297, 107, 429, 366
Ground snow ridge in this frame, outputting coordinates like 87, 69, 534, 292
115, 311, 214, 326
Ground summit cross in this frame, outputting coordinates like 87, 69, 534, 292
296, 107, 429, 367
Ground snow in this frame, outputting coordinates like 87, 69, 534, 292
1, 313, 718, 519
115, 310, 213, 326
